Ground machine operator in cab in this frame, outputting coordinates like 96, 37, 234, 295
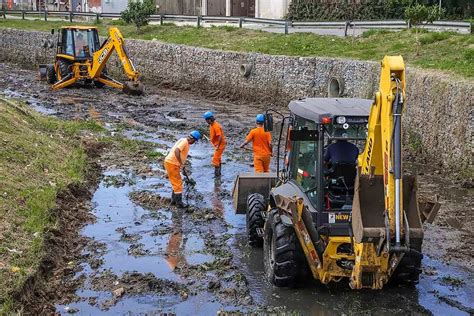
240, 114, 272, 173
164, 131, 201, 208
203, 111, 226, 177
324, 128, 359, 165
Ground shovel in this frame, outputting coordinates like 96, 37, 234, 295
182, 168, 196, 187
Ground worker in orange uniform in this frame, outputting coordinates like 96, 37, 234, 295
164, 131, 201, 208
240, 114, 272, 173
203, 111, 226, 177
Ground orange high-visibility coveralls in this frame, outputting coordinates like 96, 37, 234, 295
164, 138, 190, 194
209, 121, 226, 167
245, 126, 272, 173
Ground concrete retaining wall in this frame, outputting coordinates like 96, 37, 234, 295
0, 28, 472, 172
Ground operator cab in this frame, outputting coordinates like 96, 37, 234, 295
55, 27, 100, 59
278, 98, 371, 235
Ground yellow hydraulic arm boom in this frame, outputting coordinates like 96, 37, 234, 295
359, 56, 406, 247
91, 27, 143, 94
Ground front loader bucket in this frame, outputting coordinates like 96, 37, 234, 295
38, 64, 48, 81
232, 172, 277, 214
123, 81, 144, 96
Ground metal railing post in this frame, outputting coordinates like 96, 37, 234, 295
22, 10, 25, 20
284, 20, 289, 34
239, 16, 243, 28
69, 11, 72, 22
160, 14, 164, 25
2, 8, 5, 19
96, 13, 99, 23
197, 15, 201, 27
44, 10, 47, 21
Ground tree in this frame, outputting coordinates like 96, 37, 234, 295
121, 0, 156, 31
405, 4, 445, 55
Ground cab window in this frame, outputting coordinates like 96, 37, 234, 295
61, 29, 74, 56
290, 116, 318, 205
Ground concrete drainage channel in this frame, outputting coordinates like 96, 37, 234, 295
0, 62, 473, 314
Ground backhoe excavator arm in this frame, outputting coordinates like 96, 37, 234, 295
359, 56, 406, 245
89, 27, 143, 95
90, 27, 139, 81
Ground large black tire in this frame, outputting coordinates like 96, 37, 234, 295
58, 59, 71, 79
263, 208, 307, 287
46, 65, 57, 84
246, 193, 266, 247
391, 244, 423, 285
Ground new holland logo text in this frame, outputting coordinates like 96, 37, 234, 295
336, 214, 350, 221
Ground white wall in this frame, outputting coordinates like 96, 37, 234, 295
256, 0, 288, 19
101, 0, 128, 13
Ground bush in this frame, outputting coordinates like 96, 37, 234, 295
405, 4, 445, 54
121, 0, 156, 30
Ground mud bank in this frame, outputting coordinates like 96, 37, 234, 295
12, 140, 104, 314
0, 28, 472, 173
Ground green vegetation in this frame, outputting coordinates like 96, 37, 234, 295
0, 97, 103, 313
288, 0, 472, 21
404, 4, 445, 55
0, 19, 472, 77
121, 0, 156, 30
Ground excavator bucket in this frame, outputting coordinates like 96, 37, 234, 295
352, 174, 437, 244
38, 64, 48, 81
123, 81, 144, 96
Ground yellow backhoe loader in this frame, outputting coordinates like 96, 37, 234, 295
233, 56, 440, 289
39, 26, 144, 95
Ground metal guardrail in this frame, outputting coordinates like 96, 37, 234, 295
1, 9, 471, 35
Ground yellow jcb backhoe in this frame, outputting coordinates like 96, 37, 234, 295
233, 56, 440, 289
39, 26, 144, 95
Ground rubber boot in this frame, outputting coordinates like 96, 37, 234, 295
170, 192, 176, 206
175, 193, 187, 209
214, 165, 221, 177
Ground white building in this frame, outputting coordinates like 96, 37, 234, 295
255, 0, 289, 19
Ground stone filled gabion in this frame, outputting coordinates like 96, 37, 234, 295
0, 28, 472, 172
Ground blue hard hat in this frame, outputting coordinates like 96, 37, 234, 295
256, 114, 265, 123
190, 130, 201, 141
203, 111, 214, 120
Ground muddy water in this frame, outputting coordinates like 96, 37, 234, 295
0, 63, 472, 315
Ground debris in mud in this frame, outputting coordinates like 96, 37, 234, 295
116, 227, 141, 243
187, 205, 222, 222
435, 295, 474, 314
440, 275, 465, 288
90, 270, 187, 310
64, 306, 80, 314
151, 225, 173, 236
130, 190, 171, 210
113, 287, 125, 298
103, 174, 136, 187
128, 243, 150, 257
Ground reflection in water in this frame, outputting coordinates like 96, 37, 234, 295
212, 178, 225, 217
166, 210, 186, 271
